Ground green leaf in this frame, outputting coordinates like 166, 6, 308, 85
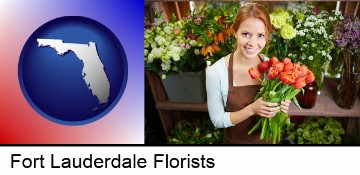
292, 96, 302, 110
276, 84, 289, 97
260, 118, 268, 140
248, 117, 262, 135
285, 88, 301, 100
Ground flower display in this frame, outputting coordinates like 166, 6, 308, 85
144, 20, 188, 78
332, 15, 360, 55
287, 5, 343, 90
247, 57, 315, 144
144, 3, 239, 78
332, 15, 360, 109
265, 4, 343, 91
182, 3, 238, 64
265, 8, 297, 60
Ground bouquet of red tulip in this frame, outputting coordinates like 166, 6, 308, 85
248, 57, 315, 144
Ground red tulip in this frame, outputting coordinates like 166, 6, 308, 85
283, 62, 294, 72
268, 69, 278, 80
305, 71, 315, 83
280, 71, 296, 84
283, 57, 292, 65
248, 68, 260, 79
258, 61, 270, 72
272, 62, 284, 74
269, 57, 279, 67
292, 68, 302, 78
298, 65, 309, 77
293, 62, 300, 69
293, 77, 306, 89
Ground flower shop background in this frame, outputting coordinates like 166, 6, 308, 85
144, 1, 360, 144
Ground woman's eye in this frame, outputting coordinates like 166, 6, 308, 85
242, 32, 251, 37
258, 34, 265, 38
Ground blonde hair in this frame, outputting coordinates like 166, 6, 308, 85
232, 4, 274, 44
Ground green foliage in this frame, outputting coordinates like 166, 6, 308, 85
283, 117, 345, 144
167, 117, 224, 144
144, 2, 239, 77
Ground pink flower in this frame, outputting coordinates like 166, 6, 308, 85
194, 18, 201, 25
174, 28, 180, 34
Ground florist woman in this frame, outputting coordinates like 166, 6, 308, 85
206, 4, 291, 144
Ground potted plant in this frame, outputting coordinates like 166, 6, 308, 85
282, 117, 345, 144
167, 116, 224, 144
332, 15, 360, 109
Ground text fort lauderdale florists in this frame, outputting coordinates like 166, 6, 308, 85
11, 153, 215, 169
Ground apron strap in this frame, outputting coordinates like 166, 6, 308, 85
228, 53, 234, 89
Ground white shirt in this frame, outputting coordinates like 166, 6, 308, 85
206, 55, 268, 128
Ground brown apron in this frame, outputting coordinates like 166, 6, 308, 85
223, 53, 268, 144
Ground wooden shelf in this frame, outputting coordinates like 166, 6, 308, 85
156, 101, 207, 111
155, 77, 360, 117
288, 77, 360, 117
146, 70, 360, 138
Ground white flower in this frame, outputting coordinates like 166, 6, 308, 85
151, 43, 157, 49
327, 54, 332, 61
161, 60, 171, 71
205, 133, 212, 138
194, 48, 200, 55
308, 56, 314, 60
321, 51, 326, 56
189, 40, 198, 47
147, 52, 154, 63
163, 26, 172, 35
155, 35, 166, 46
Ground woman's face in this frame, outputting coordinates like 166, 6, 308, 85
234, 17, 266, 59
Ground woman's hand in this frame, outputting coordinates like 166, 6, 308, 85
251, 97, 280, 118
280, 100, 291, 113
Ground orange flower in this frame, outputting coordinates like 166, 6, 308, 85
283, 57, 291, 65
248, 68, 260, 79
293, 77, 306, 89
217, 32, 225, 43
283, 62, 294, 72
258, 61, 270, 72
293, 62, 300, 69
272, 62, 284, 74
298, 65, 309, 77
292, 68, 302, 78
201, 43, 221, 56
269, 56, 279, 67
280, 71, 296, 84
225, 27, 233, 36
268, 69, 278, 80
305, 70, 315, 83
212, 42, 221, 52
